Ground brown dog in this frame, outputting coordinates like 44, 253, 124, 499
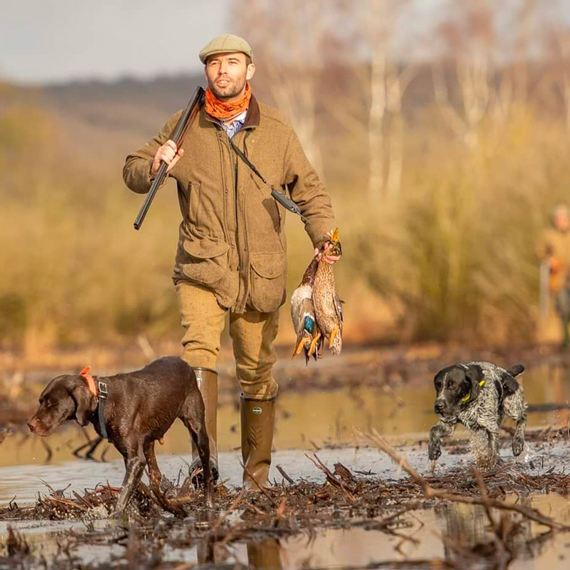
28, 356, 212, 514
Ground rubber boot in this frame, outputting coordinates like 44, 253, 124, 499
189, 367, 219, 487
241, 395, 275, 490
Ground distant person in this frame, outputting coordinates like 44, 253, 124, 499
122, 34, 339, 489
538, 204, 570, 346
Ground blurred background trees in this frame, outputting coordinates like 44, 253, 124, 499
1, 0, 570, 353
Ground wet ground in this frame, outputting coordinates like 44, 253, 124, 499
1, 351, 570, 567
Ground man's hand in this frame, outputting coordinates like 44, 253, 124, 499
151, 140, 184, 177
314, 247, 341, 265
314, 229, 341, 265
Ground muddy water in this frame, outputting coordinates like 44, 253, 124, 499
2, 364, 569, 468
1, 364, 570, 567
1, 364, 569, 501
1, 491, 569, 568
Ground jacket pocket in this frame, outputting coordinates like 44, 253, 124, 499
182, 239, 230, 286
249, 252, 287, 313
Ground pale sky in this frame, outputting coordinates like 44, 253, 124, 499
0, 0, 230, 84
2, 1, 569, 85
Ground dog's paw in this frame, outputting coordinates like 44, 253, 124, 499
428, 439, 442, 461
512, 437, 525, 457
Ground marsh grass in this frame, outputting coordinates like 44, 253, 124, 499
0, 88, 568, 351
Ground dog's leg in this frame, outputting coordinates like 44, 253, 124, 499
512, 410, 527, 456
115, 451, 145, 514
428, 421, 455, 460
475, 421, 500, 466
182, 414, 213, 508
503, 393, 527, 456
143, 440, 185, 516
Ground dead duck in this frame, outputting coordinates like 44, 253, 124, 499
311, 229, 343, 356
291, 257, 322, 364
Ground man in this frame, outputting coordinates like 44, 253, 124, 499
538, 203, 570, 346
123, 34, 338, 489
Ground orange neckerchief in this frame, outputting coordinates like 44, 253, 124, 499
205, 82, 251, 121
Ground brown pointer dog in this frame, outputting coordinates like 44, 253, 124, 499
28, 356, 212, 514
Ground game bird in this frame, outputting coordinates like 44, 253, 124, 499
311, 228, 343, 356
290, 257, 322, 364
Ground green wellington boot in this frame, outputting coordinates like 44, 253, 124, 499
241, 395, 276, 490
190, 367, 219, 487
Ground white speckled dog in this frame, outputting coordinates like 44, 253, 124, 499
428, 362, 527, 466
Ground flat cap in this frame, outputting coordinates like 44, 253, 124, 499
199, 34, 253, 64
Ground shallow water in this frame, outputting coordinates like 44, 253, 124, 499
1, 364, 570, 567
1, 363, 569, 470
2, 490, 569, 568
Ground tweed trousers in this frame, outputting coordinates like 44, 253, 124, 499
175, 281, 279, 400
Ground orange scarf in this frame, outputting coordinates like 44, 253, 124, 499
205, 82, 252, 121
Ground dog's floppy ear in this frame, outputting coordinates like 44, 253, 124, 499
501, 371, 521, 397
434, 368, 446, 390
463, 364, 485, 403
71, 384, 94, 426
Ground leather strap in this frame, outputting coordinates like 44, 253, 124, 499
227, 135, 307, 222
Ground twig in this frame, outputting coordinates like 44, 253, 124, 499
305, 453, 356, 503
239, 461, 278, 508
211, 488, 245, 533
473, 469, 510, 567
276, 464, 295, 485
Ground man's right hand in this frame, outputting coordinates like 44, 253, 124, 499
151, 140, 184, 177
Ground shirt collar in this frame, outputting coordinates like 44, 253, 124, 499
225, 109, 247, 125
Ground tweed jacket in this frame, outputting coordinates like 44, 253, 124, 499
123, 95, 335, 314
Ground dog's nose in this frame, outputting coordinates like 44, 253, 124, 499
434, 401, 444, 414
27, 419, 36, 433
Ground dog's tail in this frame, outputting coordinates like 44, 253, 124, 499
507, 364, 525, 377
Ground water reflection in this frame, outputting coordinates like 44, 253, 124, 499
247, 539, 283, 569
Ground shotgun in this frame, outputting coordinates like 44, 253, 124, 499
134, 86, 205, 230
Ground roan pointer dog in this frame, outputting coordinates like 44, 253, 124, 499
28, 356, 212, 514
428, 361, 527, 466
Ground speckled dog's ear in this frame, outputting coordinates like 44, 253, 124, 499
501, 371, 520, 396
434, 367, 451, 390
465, 364, 485, 401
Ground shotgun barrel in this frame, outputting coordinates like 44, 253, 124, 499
134, 86, 205, 230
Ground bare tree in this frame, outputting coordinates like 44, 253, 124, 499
231, 0, 325, 176
368, 0, 412, 201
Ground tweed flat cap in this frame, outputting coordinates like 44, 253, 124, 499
199, 34, 253, 64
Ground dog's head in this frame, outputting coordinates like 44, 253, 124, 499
433, 364, 485, 418
28, 375, 96, 437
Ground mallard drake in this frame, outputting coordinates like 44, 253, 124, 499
291, 257, 322, 364
311, 229, 343, 356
